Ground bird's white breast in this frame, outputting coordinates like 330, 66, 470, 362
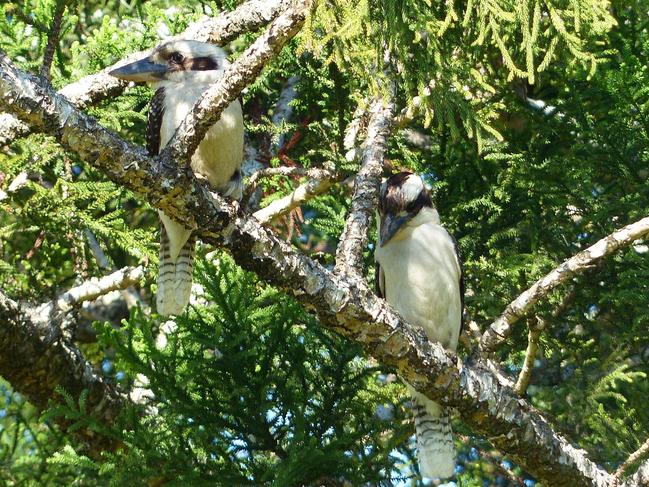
159, 81, 244, 190
375, 221, 462, 350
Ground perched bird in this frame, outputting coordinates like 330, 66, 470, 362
110, 40, 244, 316
374, 172, 464, 479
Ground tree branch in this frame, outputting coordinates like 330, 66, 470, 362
480, 216, 649, 352
31, 266, 144, 321
0, 0, 286, 146
514, 317, 544, 396
160, 0, 312, 165
0, 290, 127, 454
252, 170, 342, 225
617, 439, 649, 481
334, 98, 395, 275
0, 52, 629, 487
40, 0, 66, 80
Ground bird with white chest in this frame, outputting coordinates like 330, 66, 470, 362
110, 40, 244, 316
374, 171, 464, 480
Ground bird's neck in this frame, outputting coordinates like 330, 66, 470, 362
155, 76, 219, 147
153, 71, 220, 107
411, 207, 441, 227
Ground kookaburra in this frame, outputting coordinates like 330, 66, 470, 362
110, 40, 244, 316
374, 172, 464, 479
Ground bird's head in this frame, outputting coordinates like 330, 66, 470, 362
109, 40, 228, 86
377, 171, 438, 247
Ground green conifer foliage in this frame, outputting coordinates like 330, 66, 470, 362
0, 0, 647, 485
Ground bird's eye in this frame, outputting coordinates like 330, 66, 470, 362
170, 52, 185, 64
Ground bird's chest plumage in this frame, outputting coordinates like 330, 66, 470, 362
159, 84, 244, 190
375, 223, 462, 350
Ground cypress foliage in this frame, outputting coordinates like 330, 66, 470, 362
0, 0, 647, 485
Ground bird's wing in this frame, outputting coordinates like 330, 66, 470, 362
146, 87, 165, 155
375, 261, 385, 299
449, 232, 465, 334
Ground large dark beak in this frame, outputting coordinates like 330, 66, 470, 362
109, 57, 168, 82
379, 213, 410, 247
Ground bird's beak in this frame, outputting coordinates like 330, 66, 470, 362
109, 57, 168, 82
379, 213, 410, 247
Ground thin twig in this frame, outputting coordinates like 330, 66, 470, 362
24, 230, 46, 260
40, 0, 66, 80
247, 166, 326, 188
480, 216, 649, 352
616, 438, 649, 481
31, 266, 144, 320
253, 170, 343, 225
514, 317, 544, 396
334, 97, 395, 276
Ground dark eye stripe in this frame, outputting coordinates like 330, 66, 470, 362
186, 56, 219, 71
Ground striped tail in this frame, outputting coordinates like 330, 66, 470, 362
157, 220, 195, 316
409, 386, 455, 479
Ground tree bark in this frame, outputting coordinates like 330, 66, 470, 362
0, 291, 126, 455
0, 51, 631, 487
334, 98, 394, 276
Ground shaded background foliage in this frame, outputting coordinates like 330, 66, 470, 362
0, 0, 647, 485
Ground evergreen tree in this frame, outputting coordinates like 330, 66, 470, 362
0, 0, 647, 486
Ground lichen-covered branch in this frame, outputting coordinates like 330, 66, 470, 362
32, 266, 144, 321
0, 0, 286, 146
480, 216, 649, 352
334, 98, 395, 275
0, 290, 126, 454
0, 52, 629, 487
161, 0, 313, 165
253, 170, 341, 225
180, 0, 288, 44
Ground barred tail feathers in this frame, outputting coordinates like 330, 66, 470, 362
409, 386, 455, 479
157, 213, 195, 316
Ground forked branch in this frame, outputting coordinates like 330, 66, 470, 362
480, 217, 649, 352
